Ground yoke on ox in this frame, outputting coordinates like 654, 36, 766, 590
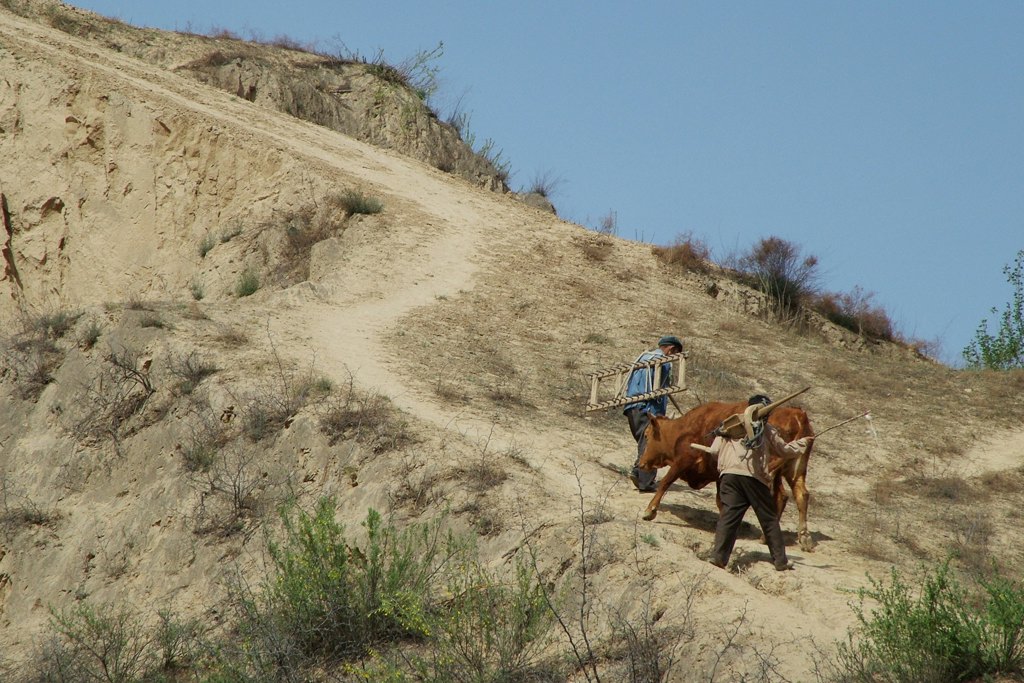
637, 397, 816, 552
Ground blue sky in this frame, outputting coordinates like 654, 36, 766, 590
71, 1, 1023, 366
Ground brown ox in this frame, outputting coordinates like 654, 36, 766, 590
637, 401, 816, 551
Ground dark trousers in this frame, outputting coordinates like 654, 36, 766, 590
712, 473, 788, 568
625, 407, 657, 490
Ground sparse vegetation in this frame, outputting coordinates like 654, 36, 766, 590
234, 267, 260, 297
137, 312, 166, 329
220, 225, 243, 243
70, 344, 156, 447
0, 473, 59, 541
584, 332, 612, 345
193, 446, 272, 532
475, 138, 511, 182
816, 286, 897, 341
277, 201, 343, 282
595, 209, 618, 236
734, 235, 821, 324
236, 337, 331, 442
487, 375, 535, 408
198, 232, 216, 258
577, 235, 614, 262
362, 43, 444, 102
520, 465, 684, 683
319, 382, 415, 453
0, 310, 76, 400
33, 309, 82, 339
337, 188, 383, 216
525, 170, 564, 198
78, 318, 102, 350
652, 232, 712, 274
167, 350, 218, 394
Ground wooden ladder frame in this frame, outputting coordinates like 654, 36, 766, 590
585, 352, 687, 412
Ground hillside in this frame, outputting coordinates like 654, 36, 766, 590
2, 3, 1024, 681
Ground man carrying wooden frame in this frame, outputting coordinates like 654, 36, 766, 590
622, 335, 684, 492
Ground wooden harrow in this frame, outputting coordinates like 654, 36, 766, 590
585, 352, 687, 413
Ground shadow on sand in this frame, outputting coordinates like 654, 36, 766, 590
648, 502, 834, 548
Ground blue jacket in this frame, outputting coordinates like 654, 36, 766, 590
622, 349, 672, 415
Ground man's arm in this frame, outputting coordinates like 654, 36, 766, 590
692, 435, 724, 455
768, 427, 812, 460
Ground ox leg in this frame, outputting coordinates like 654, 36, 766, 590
789, 474, 814, 551
642, 465, 679, 521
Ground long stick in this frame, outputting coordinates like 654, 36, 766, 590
813, 411, 870, 438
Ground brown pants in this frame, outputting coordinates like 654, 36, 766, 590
712, 473, 788, 569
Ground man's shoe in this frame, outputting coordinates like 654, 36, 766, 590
628, 471, 641, 489
775, 561, 795, 571
637, 480, 659, 493
710, 559, 726, 569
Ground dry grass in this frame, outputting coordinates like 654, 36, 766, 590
574, 234, 614, 262
815, 288, 897, 342
167, 350, 219, 395
214, 326, 249, 346
0, 309, 81, 400
319, 389, 415, 453
391, 457, 441, 512
277, 203, 341, 283
652, 232, 712, 274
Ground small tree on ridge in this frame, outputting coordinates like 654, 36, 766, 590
963, 249, 1024, 370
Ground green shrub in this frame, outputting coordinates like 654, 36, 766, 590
198, 233, 216, 258
964, 249, 1024, 369
34, 309, 82, 339
826, 562, 1024, 682
40, 603, 158, 682
223, 498, 561, 680
235, 500, 464, 670
235, 268, 260, 297
34, 603, 208, 682
415, 558, 557, 681
79, 319, 102, 350
363, 43, 443, 102
338, 189, 383, 216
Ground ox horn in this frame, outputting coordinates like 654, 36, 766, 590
752, 386, 811, 421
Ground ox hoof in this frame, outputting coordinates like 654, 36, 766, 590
799, 533, 816, 552
642, 509, 657, 522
